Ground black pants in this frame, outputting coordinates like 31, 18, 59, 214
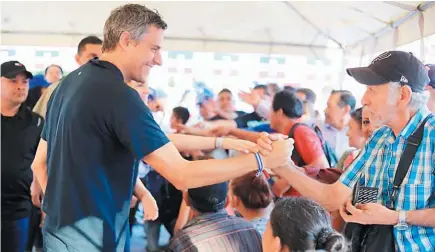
25, 205, 43, 251
1, 217, 29, 252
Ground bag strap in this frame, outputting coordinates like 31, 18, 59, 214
390, 114, 432, 207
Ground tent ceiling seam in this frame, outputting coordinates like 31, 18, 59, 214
1, 29, 331, 49
282, 1, 344, 49
383, 1, 418, 11
345, 6, 390, 25
347, 1, 435, 50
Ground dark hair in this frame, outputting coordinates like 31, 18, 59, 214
172, 106, 190, 125
272, 91, 303, 119
102, 4, 167, 52
219, 88, 232, 96
350, 107, 363, 126
270, 197, 349, 251
188, 182, 228, 213
253, 84, 269, 96
297, 88, 317, 104
77, 36, 103, 54
283, 86, 297, 93
230, 171, 273, 210
331, 90, 356, 111
44, 64, 63, 75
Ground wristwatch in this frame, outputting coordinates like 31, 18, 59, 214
394, 211, 408, 230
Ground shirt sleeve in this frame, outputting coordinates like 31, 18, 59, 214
108, 87, 170, 160
293, 126, 324, 166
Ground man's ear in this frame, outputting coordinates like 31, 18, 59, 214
118, 31, 132, 50
75, 54, 81, 65
399, 85, 413, 107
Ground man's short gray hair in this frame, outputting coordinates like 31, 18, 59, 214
102, 4, 167, 52
389, 82, 429, 111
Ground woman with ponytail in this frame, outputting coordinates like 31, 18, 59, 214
263, 197, 349, 252
228, 171, 273, 235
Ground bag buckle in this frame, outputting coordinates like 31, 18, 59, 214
389, 186, 399, 208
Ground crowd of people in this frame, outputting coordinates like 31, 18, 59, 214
2, 3, 435, 252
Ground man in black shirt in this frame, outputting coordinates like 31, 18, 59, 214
1, 61, 44, 252
31, 4, 292, 251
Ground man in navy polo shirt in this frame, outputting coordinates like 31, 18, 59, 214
31, 4, 292, 252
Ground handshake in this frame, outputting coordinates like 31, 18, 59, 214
218, 132, 295, 170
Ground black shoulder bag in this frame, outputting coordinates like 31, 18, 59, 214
344, 115, 431, 252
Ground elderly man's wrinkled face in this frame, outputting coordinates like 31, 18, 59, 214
361, 83, 396, 126
361, 106, 383, 138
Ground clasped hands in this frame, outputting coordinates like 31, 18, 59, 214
221, 132, 295, 171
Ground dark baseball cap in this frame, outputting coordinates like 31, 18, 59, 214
188, 182, 228, 213
1, 61, 33, 79
426, 64, 435, 88
347, 51, 429, 93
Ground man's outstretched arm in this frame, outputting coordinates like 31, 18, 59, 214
143, 139, 292, 191
167, 134, 259, 153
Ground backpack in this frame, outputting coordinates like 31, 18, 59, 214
288, 123, 339, 168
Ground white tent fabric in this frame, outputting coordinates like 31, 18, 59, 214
1, 1, 435, 57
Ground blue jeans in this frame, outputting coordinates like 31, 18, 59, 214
1, 217, 30, 252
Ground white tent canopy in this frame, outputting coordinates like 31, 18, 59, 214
1, 1, 435, 57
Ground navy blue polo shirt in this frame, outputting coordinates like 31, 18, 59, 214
41, 58, 169, 251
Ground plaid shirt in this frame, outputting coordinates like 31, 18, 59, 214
168, 210, 262, 252
340, 108, 435, 251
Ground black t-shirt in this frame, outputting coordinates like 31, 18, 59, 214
1, 105, 44, 221
41, 58, 169, 251
209, 111, 247, 121
234, 112, 264, 128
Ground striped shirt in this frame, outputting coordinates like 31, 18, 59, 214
340, 108, 435, 251
168, 210, 262, 252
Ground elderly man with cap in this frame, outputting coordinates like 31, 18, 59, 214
168, 182, 262, 252
258, 51, 435, 251
426, 64, 435, 113
1, 61, 44, 252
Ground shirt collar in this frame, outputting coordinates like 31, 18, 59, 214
16, 105, 28, 119
3, 105, 28, 119
398, 107, 431, 139
184, 210, 228, 228
88, 57, 124, 81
